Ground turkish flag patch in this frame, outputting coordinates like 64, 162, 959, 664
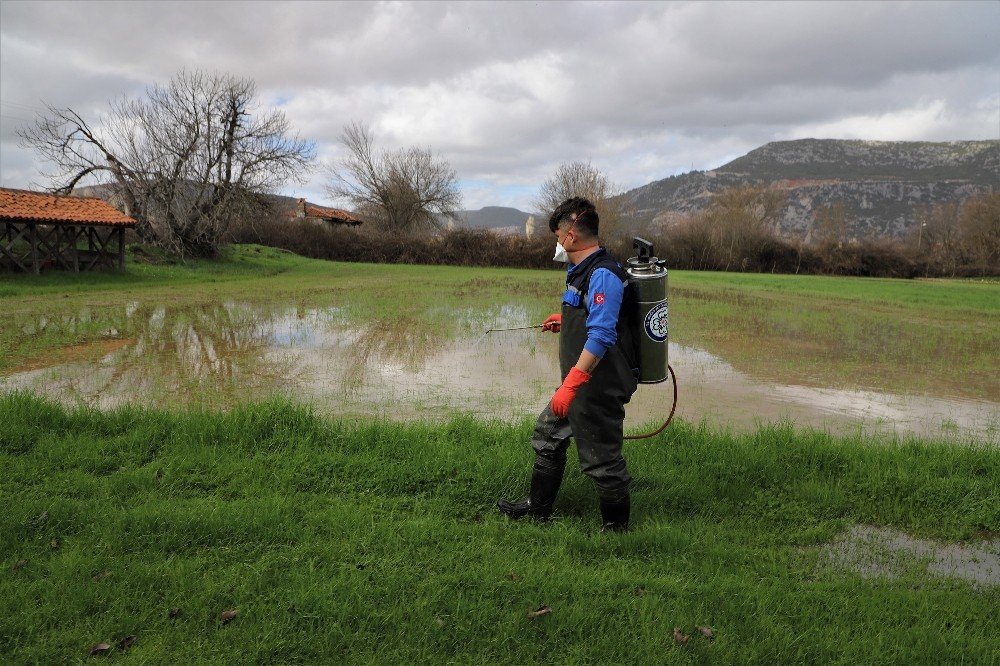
593, 292, 605, 305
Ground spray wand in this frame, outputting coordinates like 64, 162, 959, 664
483, 324, 544, 334
482, 324, 678, 442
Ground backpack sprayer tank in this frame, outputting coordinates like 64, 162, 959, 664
626, 238, 669, 384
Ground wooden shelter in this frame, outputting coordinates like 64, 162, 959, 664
0, 187, 136, 273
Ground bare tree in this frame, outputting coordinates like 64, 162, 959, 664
699, 185, 786, 271
914, 202, 962, 272
534, 161, 630, 240
957, 193, 1000, 271
327, 122, 461, 233
18, 70, 314, 257
813, 200, 851, 248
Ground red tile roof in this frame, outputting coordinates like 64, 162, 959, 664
306, 203, 363, 224
288, 198, 363, 225
0, 187, 136, 227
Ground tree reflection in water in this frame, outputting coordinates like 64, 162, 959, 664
339, 315, 447, 391
6, 302, 307, 408
4, 297, 550, 416
4, 301, 458, 410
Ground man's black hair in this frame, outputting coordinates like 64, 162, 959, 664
548, 197, 599, 237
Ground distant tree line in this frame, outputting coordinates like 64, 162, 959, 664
616, 188, 999, 278
229, 187, 999, 278
19, 70, 461, 257
19, 68, 998, 275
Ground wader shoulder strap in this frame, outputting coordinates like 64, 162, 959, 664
565, 250, 629, 312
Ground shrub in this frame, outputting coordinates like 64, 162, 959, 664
228, 208, 998, 278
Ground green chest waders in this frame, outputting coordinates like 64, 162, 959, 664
555, 282, 638, 497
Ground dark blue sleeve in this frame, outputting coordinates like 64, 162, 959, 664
583, 267, 626, 358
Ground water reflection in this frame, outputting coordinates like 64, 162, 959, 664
2, 300, 997, 443
5, 301, 308, 408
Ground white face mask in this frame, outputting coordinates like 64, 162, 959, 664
553, 241, 569, 263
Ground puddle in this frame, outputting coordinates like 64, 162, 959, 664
11, 338, 134, 373
2, 300, 998, 442
631, 348, 999, 443
819, 524, 1000, 589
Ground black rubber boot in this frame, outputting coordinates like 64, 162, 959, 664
497, 465, 563, 521
599, 493, 630, 532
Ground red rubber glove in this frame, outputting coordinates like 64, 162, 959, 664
542, 313, 562, 332
550, 367, 591, 418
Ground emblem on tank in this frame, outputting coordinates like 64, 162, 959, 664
644, 302, 668, 342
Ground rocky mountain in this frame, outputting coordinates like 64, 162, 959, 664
622, 139, 999, 240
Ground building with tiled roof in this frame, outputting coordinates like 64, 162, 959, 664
0, 188, 136, 226
0, 187, 135, 273
289, 198, 363, 226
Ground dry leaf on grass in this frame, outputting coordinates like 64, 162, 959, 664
634, 586, 646, 596
527, 606, 552, 619
117, 635, 136, 651
220, 609, 239, 624
92, 570, 111, 582
508, 571, 522, 582
672, 627, 690, 645
50, 538, 61, 550
168, 607, 181, 619
88, 643, 111, 656
697, 626, 714, 639
13, 559, 27, 571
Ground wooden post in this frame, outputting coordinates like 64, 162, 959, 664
117, 227, 125, 270
71, 226, 80, 272
30, 223, 39, 275
1, 222, 30, 273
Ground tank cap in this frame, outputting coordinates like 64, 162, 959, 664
632, 237, 654, 264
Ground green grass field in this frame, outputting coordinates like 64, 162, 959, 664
3, 392, 998, 663
3, 246, 998, 662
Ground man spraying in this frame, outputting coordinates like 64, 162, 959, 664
497, 197, 639, 532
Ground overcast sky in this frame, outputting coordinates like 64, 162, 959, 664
1, 0, 997, 211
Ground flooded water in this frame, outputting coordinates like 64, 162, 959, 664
819, 524, 1000, 589
3, 300, 997, 443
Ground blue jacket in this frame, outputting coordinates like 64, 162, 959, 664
564, 253, 626, 359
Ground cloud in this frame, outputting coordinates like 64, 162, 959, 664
787, 99, 955, 142
2, 0, 997, 209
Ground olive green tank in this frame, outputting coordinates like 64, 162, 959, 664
626, 238, 668, 384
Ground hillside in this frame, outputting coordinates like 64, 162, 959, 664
622, 139, 999, 240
